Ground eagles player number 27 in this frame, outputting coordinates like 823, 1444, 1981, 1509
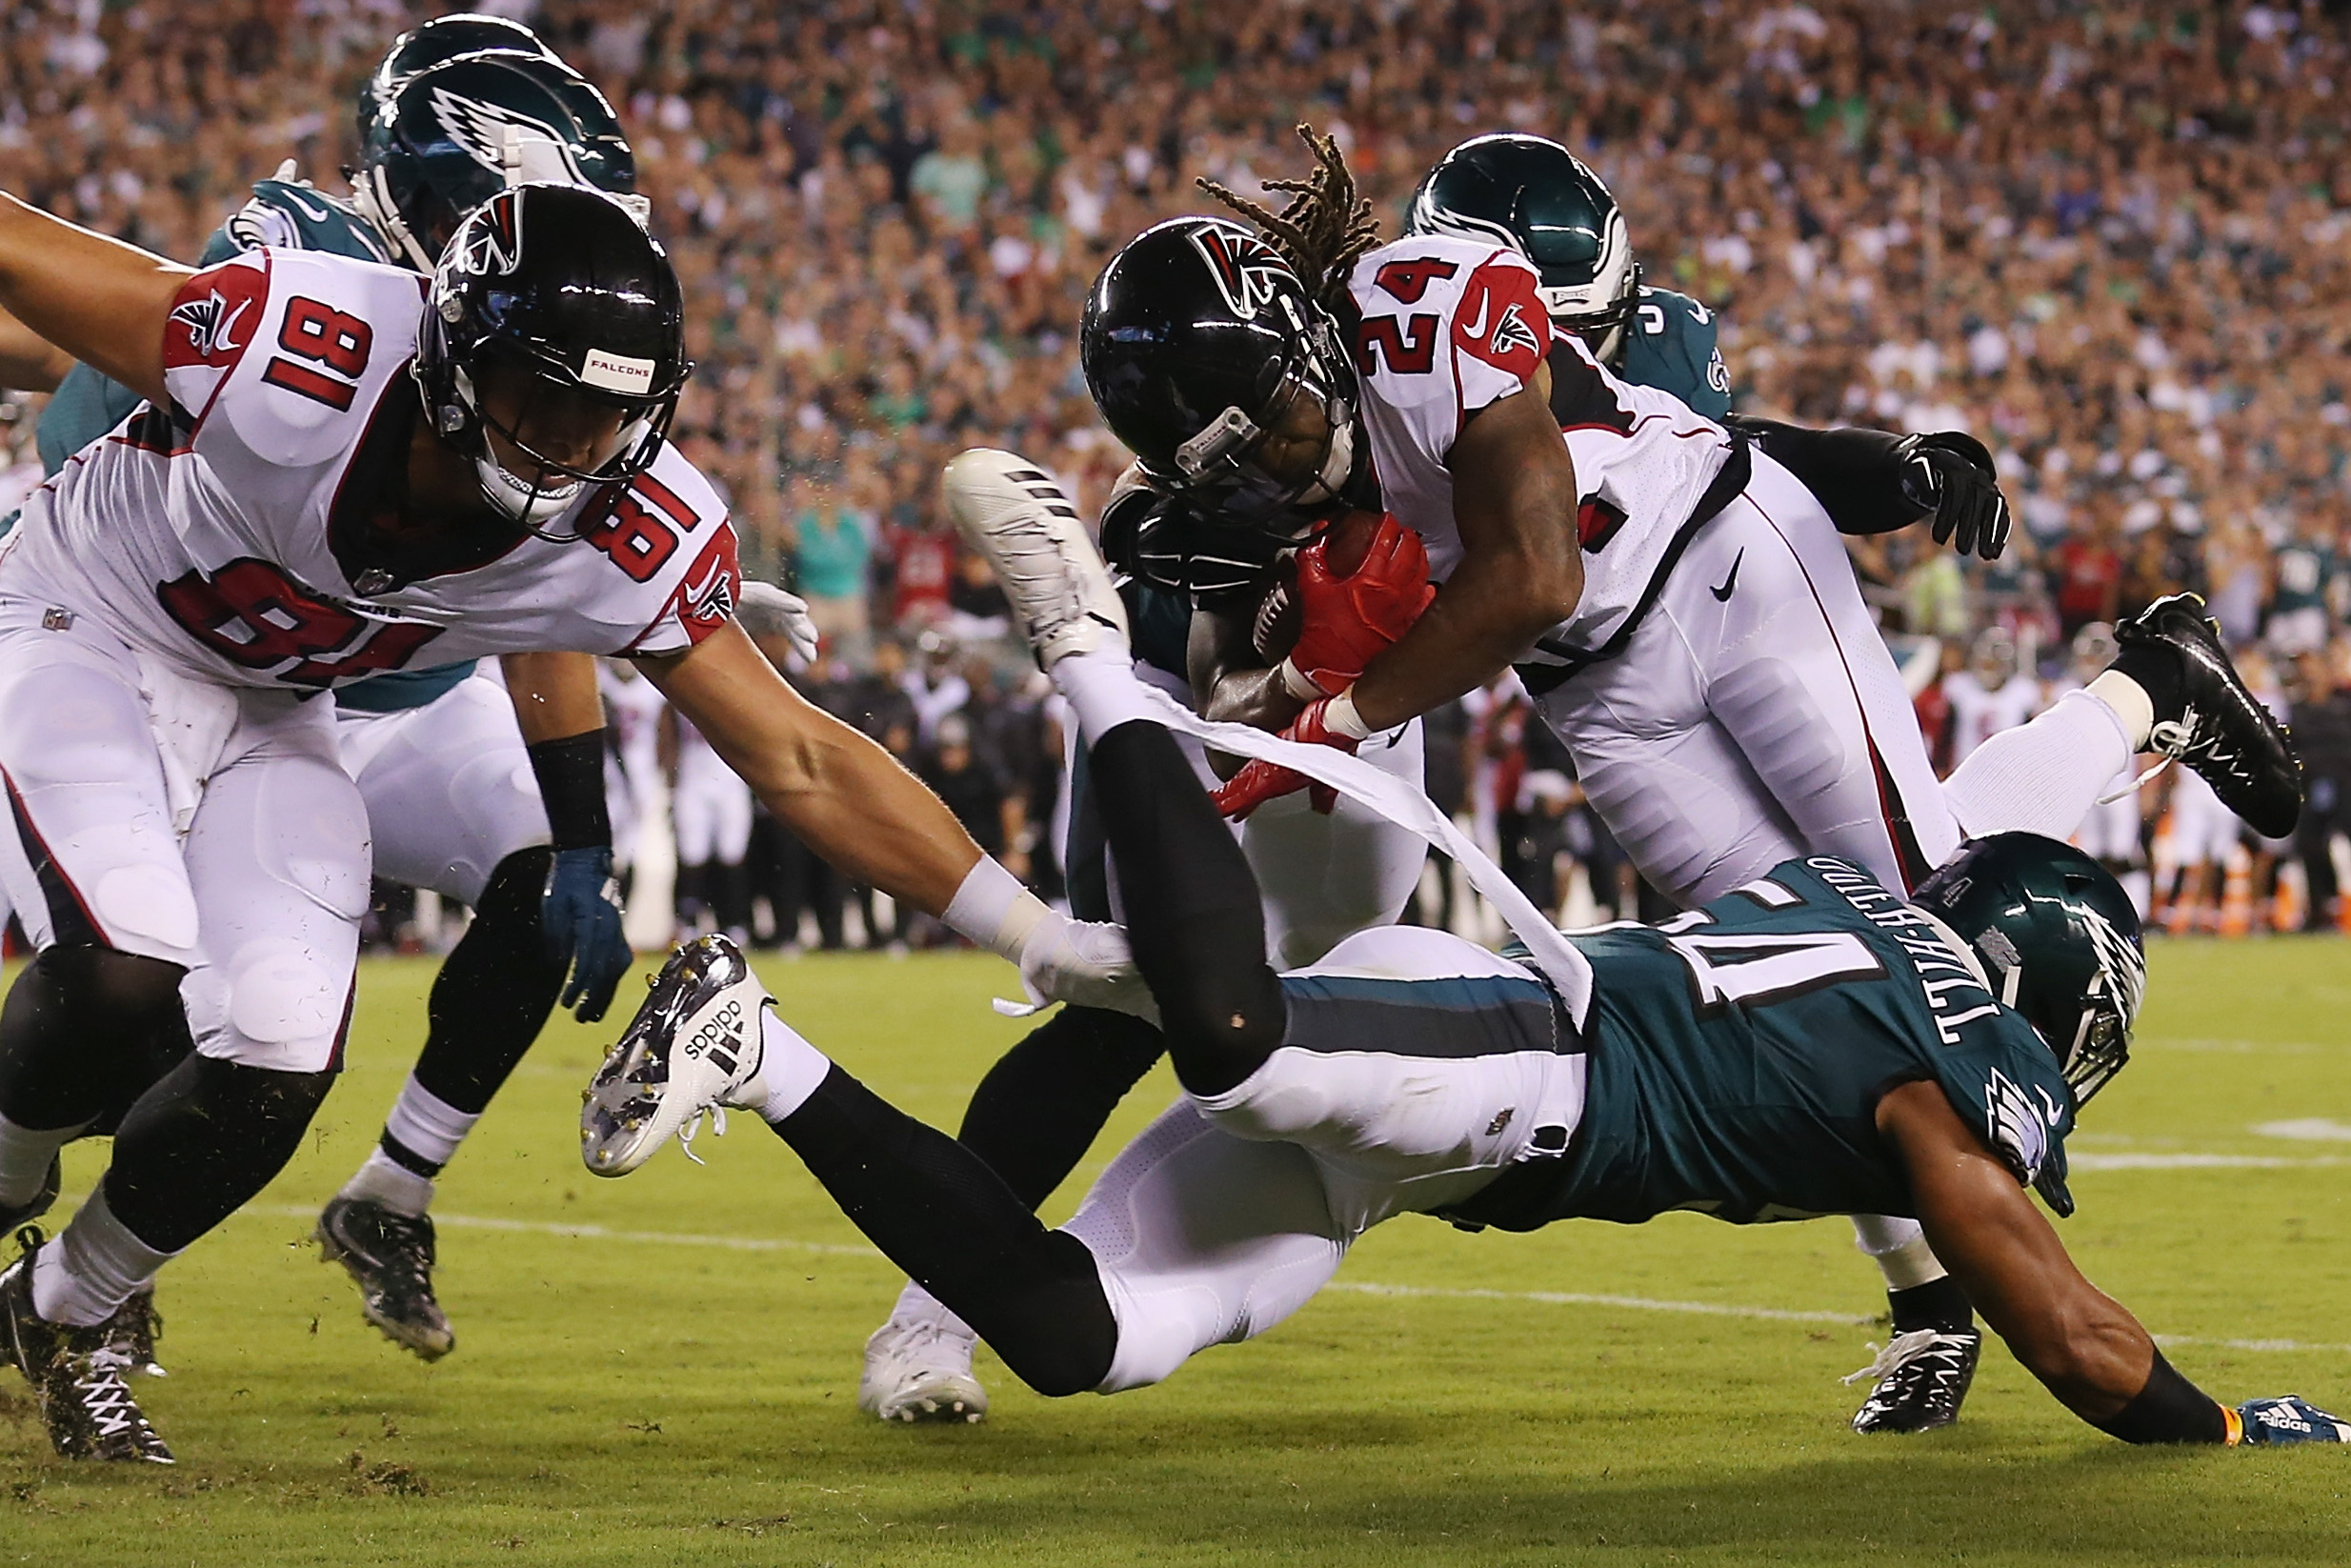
258, 296, 374, 412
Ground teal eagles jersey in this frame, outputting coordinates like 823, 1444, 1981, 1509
1614, 286, 1732, 421
1457, 855, 2075, 1232
34, 175, 476, 714
2271, 540, 2335, 618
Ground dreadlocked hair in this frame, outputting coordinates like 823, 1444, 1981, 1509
1197, 123, 1381, 313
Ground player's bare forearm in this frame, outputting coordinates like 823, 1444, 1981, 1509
1349, 388, 1581, 733
0, 193, 187, 405
1188, 599, 1304, 775
0, 303, 70, 392
1880, 1080, 2156, 1421
500, 652, 607, 743
642, 624, 982, 913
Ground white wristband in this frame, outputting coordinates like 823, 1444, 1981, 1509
941, 856, 1050, 961
1323, 687, 1372, 741
1276, 657, 1324, 702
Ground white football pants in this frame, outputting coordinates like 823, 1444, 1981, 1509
334, 673, 550, 906
0, 603, 368, 1074
1061, 926, 1585, 1393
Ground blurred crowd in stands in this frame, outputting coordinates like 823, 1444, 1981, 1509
1, 0, 2347, 939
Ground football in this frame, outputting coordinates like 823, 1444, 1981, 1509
1250, 511, 1383, 663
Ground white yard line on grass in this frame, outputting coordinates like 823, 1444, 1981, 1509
238, 1204, 2351, 1354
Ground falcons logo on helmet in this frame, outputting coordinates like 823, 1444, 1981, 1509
429, 86, 588, 183
452, 189, 526, 278
1189, 225, 1293, 318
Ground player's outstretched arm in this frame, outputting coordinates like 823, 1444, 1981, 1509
0, 193, 189, 405
1883, 1079, 2348, 1444
0, 302, 70, 392
1347, 374, 1581, 734
639, 622, 1144, 1012
643, 622, 984, 908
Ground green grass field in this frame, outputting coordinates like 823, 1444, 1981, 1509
3, 938, 2348, 1567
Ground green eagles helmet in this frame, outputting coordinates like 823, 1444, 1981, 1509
353, 52, 638, 273
1913, 833, 2147, 1112
1406, 131, 1639, 362
355, 11, 553, 147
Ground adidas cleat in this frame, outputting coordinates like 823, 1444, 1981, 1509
2119, 593, 2302, 837
316, 1196, 454, 1361
582, 935, 771, 1176
860, 1313, 989, 1425
942, 449, 1128, 670
0, 1231, 172, 1463
1845, 1327, 1980, 1435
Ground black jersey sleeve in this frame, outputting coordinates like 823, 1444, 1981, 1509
1722, 416, 1933, 536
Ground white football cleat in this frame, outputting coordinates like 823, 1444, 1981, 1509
859, 1312, 989, 1425
941, 449, 1128, 669
582, 935, 770, 1176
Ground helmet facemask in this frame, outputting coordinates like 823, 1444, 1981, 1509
441, 349, 674, 538
1154, 310, 1367, 541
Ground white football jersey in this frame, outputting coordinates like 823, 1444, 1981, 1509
1942, 672, 2040, 761
1344, 233, 1735, 664
0, 248, 739, 691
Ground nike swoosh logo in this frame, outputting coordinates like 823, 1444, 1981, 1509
1462, 289, 1491, 340
281, 190, 332, 223
1711, 549, 1743, 602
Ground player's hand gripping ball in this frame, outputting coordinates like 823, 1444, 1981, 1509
1253, 513, 1435, 695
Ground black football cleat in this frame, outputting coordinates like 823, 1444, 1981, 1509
102, 1284, 166, 1377
1846, 1328, 1980, 1435
2118, 593, 2302, 837
316, 1196, 454, 1361
0, 1230, 172, 1463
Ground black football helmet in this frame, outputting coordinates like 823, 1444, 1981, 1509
1913, 833, 2147, 1121
413, 184, 690, 536
356, 11, 553, 147
1080, 217, 1374, 540
354, 53, 635, 273
1407, 133, 1639, 362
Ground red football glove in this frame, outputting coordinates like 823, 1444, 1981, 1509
1210, 696, 1362, 821
1279, 514, 1436, 698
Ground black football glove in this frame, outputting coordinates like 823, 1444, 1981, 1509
1899, 431, 2010, 562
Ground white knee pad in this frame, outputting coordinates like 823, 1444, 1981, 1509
185, 936, 350, 1072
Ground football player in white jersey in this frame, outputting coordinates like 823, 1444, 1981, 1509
1941, 628, 2043, 765
1069, 131, 2300, 1435
28, 30, 678, 1368
0, 182, 1133, 1462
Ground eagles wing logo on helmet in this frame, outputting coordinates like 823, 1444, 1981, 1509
429, 85, 588, 184
1188, 226, 1292, 318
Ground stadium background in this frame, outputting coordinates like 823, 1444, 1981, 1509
3, 0, 2348, 947
0, 6, 2349, 1563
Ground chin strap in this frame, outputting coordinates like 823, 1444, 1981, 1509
349, 167, 435, 272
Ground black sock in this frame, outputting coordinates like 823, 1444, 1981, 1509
409, 848, 566, 1117
105, 1053, 338, 1253
772, 1064, 1116, 1397
0, 947, 188, 1133
957, 1006, 1166, 1211
1084, 721, 1285, 1096
2108, 641, 2186, 729
1888, 1275, 1976, 1336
